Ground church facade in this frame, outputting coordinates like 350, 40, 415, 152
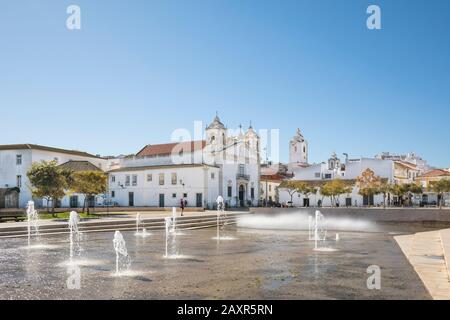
108, 115, 260, 209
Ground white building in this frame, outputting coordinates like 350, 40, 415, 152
0, 144, 110, 208
375, 152, 431, 174
108, 164, 220, 208
279, 130, 422, 207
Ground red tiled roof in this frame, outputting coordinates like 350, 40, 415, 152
261, 174, 288, 182
418, 169, 450, 178
136, 140, 206, 157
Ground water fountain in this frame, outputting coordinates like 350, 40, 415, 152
214, 195, 233, 241
309, 210, 338, 252
68, 211, 81, 259
136, 213, 142, 234
134, 213, 150, 237
113, 231, 131, 274
171, 207, 177, 234
26, 200, 39, 246
164, 217, 172, 258
309, 210, 327, 242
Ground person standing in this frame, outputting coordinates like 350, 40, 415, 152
180, 198, 185, 216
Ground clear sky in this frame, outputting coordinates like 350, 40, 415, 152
0, 0, 449, 167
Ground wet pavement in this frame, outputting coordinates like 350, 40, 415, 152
0, 225, 432, 300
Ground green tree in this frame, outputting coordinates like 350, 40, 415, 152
377, 181, 394, 208
296, 182, 317, 207
390, 183, 423, 207
27, 160, 72, 215
322, 179, 352, 207
429, 179, 450, 209
282, 181, 300, 206
70, 171, 108, 213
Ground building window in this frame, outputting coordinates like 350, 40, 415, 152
125, 175, 131, 186
147, 174, 152, 182
315, 172, 320, 178
159, 173, 165, 185
132, 175, 137, 186
171, 173, 177, 185
111, 175, 116, 183
269, 185, 272, 192
238, 164, 245, 175
211, 173, 215, 179
251, 187, 255, 199
172, 193, 177, 198
111, 191, 115, 198
183, 193, 187, 198
324, 173, 332, 179
16, 155, 22, 165
17, 175, 22, 188
227, 186, 232, 198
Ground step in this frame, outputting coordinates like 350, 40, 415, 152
0, 216, 238, 238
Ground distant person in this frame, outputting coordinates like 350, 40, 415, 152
180, 198, 185, 216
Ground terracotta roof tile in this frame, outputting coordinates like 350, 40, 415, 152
59, 160, 103, 172
418, 169, 450, 178
136, 140, 206, 157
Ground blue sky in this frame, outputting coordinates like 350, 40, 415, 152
0, 0, 449, 167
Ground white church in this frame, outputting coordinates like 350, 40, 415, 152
108, 115, 260, 209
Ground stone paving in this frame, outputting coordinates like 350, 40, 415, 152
395, 229, 450, 300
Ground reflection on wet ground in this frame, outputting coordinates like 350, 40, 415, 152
0, 224, 432, 300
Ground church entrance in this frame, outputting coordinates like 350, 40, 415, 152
239, 185, 245, 207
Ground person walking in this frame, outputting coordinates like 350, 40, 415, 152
180, 198, 185, 216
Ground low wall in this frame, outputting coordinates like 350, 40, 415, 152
0, 207, 205, 214
250, 207, 450, 224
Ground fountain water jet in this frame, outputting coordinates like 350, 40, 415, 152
134, 213, 150, 237
113, 231, 131, 274
26, 201, 39, 246
213, 196, 234, 241
309, 210, 338, 252
136, 213, 141, 234
68, 211, 81, 259
171, 207, 177, 234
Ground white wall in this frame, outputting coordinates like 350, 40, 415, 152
279, 186, 385, 207
0, 148, 109, 208
109, 165, 220, 208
